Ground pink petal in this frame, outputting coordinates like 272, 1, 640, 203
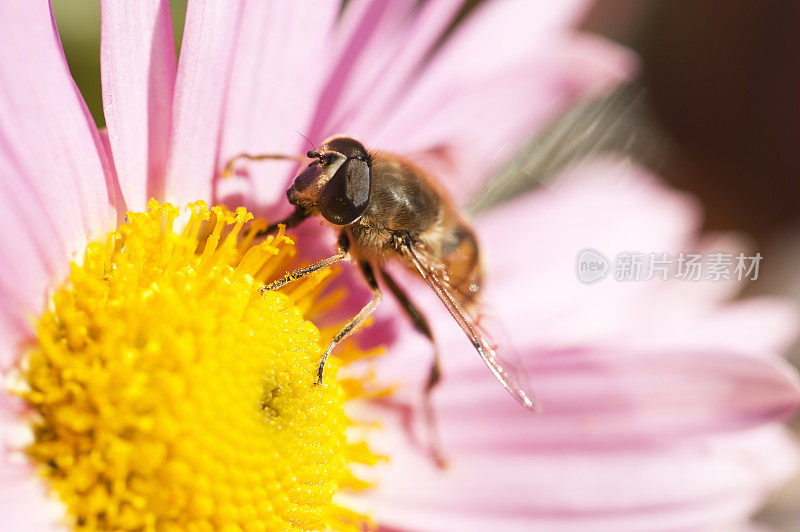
308, 0, 458, 141
440, 348, 799, 449
619, 297, 800, 358
101, 0, 176, 211
471, 160, 750, 349
0, 190, 56, 369
0, 396, 64, 531
0, 2, 115, 368
478, 160, 701, 284
304, 0, 417, 142
472, 162, 799, 357
0, 466, 64, 532
216, 0, 341, 212
373, 327, 800, 448
364, 424, 796, 532
163, 1, 244, 207
0, 3, 114, 245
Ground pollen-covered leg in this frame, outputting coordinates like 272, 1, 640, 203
381, 267, 447, 467
261, 251, 347, 291
317, 263, 383, 384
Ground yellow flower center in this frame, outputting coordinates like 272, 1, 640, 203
21, 200, 379, 531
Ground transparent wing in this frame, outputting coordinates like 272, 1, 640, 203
398, 237, 536, 410
468, 82, 671, 215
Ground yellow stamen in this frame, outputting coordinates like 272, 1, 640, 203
21, 200, 378, 531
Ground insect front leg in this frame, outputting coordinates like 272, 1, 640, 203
221, 152, 305, 178
257, 205, 311, 237
381, 266, 446, 468
261, 251, 347, 292
316, 261, 383, 384
220, 151, 312, 237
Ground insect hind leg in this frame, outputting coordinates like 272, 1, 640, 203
380, 267, 447, 468
317, 262, 383, 384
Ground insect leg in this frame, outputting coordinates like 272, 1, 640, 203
221, 152, 305, 178
381, 268, 446, 467
316, 262, 383, 384
257, 205, 311, 237
260, 251, 347, 292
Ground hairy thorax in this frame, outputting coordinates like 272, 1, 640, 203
346, 154, 483, 302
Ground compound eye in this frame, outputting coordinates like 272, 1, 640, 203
324, 137, 369, 161
318, 157, 371, 225
307, 149, 319, 159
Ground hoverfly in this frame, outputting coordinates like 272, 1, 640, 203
223, 136, 536, 454
223, 82, 664, 457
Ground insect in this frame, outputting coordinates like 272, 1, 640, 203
223, 136, 536, 454
223, 83, 659, 459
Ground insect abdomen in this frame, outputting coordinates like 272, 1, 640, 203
437, 218, 482, 304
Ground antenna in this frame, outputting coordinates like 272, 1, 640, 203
297, 131, 316, 151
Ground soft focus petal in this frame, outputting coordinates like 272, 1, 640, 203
620, 297, 800, 358
163, 1, 244, 206
101, 0, 176, 210
0, 475, 62, 532
373, 314, 800, 448
0, 191, 58, 369
362, 424, 797, 532
474, 159, 753, 349
0, 2, 115, 368
323, 0, 584, 139
0, 396, 63, 531
434, 347, 800, 449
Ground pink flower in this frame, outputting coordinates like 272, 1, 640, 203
0, 1, 797, 532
